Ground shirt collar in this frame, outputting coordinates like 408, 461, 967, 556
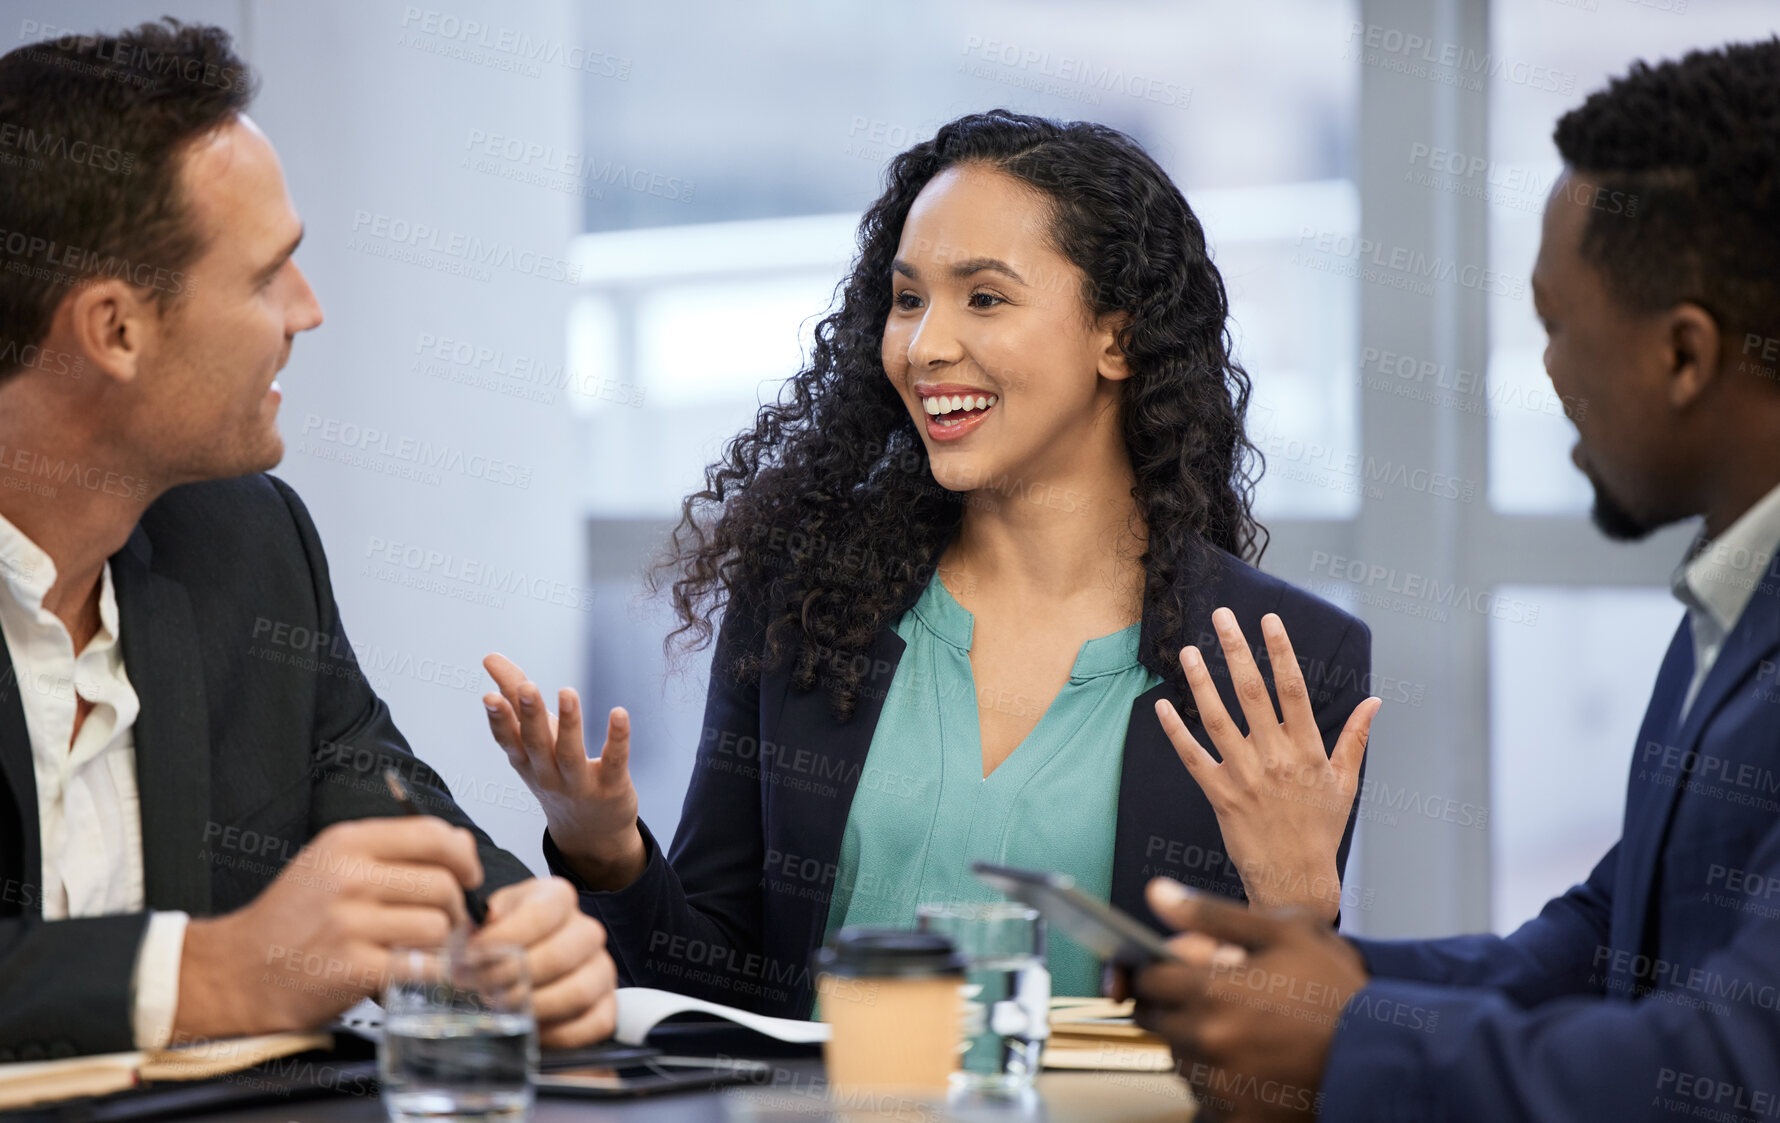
1672, 476, 1780, 637
912, 572, 974, 651
0, 510, 56, 614
913, 571, 1143, 679
0, 510, 121, 652
1068, 625, 1145, 680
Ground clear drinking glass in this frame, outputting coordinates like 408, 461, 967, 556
380, 943, 538, 1122
915, 901, 1049, 1095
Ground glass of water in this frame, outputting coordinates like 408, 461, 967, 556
380, 943, 538, 1122
915, 901, 1048, 1095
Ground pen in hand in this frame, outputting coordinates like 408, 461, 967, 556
383, 768, 489, 928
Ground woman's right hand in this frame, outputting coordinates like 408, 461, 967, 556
483, 653, 648, 891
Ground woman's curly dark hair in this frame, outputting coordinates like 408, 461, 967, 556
650, 108, 1266, 719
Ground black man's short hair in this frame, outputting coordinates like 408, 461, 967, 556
1554, 38, 1780, 369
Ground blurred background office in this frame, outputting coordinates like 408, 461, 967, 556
28, 0, 1777, 937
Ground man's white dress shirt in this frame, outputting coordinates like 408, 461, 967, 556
1671, 478, 1780, 721
0, 513, 185, 1049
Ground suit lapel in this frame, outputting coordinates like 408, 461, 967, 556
1610, 619, 1693, 954
1671, 580, 1780, 756
110, 528, 213, 916
766, 626, 907, 956
0, 636, 40, 914
1617, 580, 1780, 956
1112, 550, 1260, 927
1110, 678, 1209, 926
764, 533, 953, 962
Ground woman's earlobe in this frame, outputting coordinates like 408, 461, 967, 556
1098, 312, 1135, 381
1100, 349, 1134, 382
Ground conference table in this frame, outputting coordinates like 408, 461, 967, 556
7, 1053, 1200, 1122
211, 1060, 1199, 1123
11, 1016, 1199, 1122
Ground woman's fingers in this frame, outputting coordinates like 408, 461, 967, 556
512, 683, 563, 783
484, 656, 595, 794
483, 693, 524, 758
514, 682, 558, 746
483, 653, 529, 713
485, 694, 564, 792
553, 688, 589, 779
1180, 643, 1249, 772
1210, 607, 1281, 738
485, 654, 554, 779
1155, 697, 1219, 789
1332, 696, 1382, 780
1259, 613, 1319, 738
595, 707, 632, 791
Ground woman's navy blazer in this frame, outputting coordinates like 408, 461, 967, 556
546, 541, 1373, 1019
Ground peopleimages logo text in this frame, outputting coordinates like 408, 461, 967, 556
299, 414, 533, 489
348, 211, 580, 284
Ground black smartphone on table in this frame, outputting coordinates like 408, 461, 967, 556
534, 1051, 773, 1098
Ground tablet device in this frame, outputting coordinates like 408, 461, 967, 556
971, 860, 1179, 967
534, 1054, 773, 1098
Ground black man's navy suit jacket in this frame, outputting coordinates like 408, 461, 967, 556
1322, 557, 1780, 1122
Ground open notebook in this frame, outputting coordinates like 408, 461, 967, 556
614, 987, 831, 1045
0, 1031, 332, 1111
616, 988, 1175, 1072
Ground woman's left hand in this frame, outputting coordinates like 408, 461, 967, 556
1154, 608, 1381, 923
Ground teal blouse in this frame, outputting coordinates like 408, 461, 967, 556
820, 573, 1162, 997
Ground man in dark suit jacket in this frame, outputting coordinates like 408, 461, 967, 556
0, 21, 615, 1057
1129, 41, 1780, 1122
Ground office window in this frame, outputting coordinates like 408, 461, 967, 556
1488, 0, 1780, 514
1489, 587, 1677, 927
1484, 0, 1778, 930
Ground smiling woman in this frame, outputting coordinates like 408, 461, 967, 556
663, 112, 1276, 711
483, 109, 1380, 1016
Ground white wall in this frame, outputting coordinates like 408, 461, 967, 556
31, 0, 589, 873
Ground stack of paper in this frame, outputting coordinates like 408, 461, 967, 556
1043, 997, 1176, 1072
0, 1031, 332, 1111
